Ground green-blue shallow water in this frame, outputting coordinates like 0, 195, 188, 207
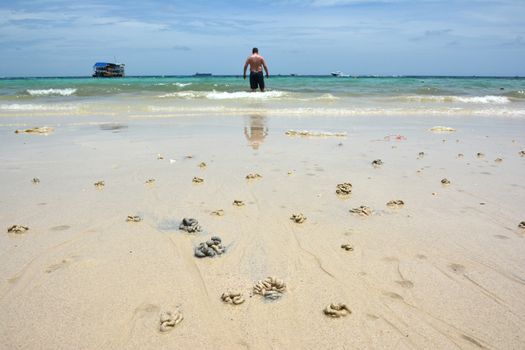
1, 76, 524, 117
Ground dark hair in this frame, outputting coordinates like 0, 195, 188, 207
252, 47, 258, 53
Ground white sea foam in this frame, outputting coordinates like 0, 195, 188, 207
455, 96, 510, 104
174, 82, 192, 87
157, 90, 287, 100
206, 90, 287, 100
399, 95, 510, 104
157, 91, 201, 98
26, 88, 77, 96
0, 103, 77, 111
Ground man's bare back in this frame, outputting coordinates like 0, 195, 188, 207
243, 48, 269, 91
246, 54, 266, 73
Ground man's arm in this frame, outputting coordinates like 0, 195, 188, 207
243, 59, 249, 79
262, 58, 269, 78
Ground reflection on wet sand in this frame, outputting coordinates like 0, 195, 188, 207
244, 114, 268, 150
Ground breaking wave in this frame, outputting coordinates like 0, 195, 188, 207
206, 91, 287, 100
26, 88, 77, 96
397, 95, 510, 104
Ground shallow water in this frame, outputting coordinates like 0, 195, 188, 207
1, 76, 524, 118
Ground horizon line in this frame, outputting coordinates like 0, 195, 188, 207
1, 74, 524, 79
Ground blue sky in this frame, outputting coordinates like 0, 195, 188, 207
0, 0, 524, 76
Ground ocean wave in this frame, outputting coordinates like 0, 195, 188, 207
206, 91, 287, 100
157, 90, 287, 100
397, 95, 510, 104
158, 91, 201, 98
26, 88, 77, 96
0, 103, 78, 111
174, 82, 192, 87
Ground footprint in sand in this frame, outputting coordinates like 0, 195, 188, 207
395, 280, 414, 289
449, 263, 465, 274
145, 179, 155, 185
494, 234, 509, 240
383, 291, 404, 300
31, 178, 40, 184
45, 256, 79, 273
50, 225, 71, 231
518, 221, 525, 229
210, 209, 225, 216
198, 162, 207, 168
323, 303, 351, 318
441, 178, 451, 185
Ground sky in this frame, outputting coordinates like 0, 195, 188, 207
0, 0, 524, 76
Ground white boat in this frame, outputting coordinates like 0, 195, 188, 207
331, 71, 350, 77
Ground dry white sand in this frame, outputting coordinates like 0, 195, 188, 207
0, 114, 524, 349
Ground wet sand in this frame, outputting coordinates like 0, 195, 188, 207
0, 114, 524, 349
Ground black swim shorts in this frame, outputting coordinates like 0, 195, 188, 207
250, 71, 265, 90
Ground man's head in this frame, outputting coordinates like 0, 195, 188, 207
252, 47, 258, 54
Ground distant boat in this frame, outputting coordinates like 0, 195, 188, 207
331, 71, 350, 78
92, 62, 125, 77
194, 73, 212, 77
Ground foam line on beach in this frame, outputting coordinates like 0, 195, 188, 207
0, 103, 79, 111
395, 95, 511, 104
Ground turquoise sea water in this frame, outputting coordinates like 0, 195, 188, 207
1, 76, 524, 117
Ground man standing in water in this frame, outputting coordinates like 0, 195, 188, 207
243, 48, 269, 92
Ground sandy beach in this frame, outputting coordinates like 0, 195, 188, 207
0, 113, 524, 349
